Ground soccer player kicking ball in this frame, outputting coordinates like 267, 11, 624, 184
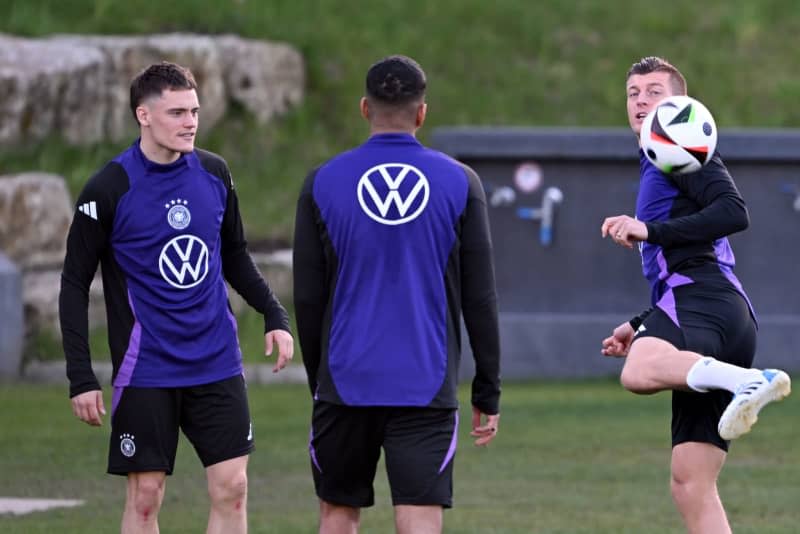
600, 56, 791, 534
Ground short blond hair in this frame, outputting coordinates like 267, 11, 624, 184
626, 56, 687, 95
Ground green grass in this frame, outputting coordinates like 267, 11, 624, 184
1, 380, 798, 533
2, 8, 799, 529
1, 1, 800, 240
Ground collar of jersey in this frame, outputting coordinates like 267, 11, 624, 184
366, 132, 421, 146
133, 138, 197, 174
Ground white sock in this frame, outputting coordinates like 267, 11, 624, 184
686, 357, 763, 393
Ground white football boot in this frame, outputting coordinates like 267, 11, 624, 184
718, 369, 791, 440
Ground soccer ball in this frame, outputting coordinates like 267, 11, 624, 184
640, 95, 717, 174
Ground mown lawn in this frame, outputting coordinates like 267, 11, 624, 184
1, 5, 799, 529
1, 379, 797, 533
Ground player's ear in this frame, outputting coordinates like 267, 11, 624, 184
136, 105, 149, 127
360, 97, 369, 121
415, 102, 427, 128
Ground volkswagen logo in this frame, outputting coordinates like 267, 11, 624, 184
357, 163, 430, 225
158, 234, 209, 289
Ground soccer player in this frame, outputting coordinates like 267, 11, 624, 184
293, 55, 501, 534
59, 61, 294, 534
601, 56, 791, 533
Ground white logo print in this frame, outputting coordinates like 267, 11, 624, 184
158, 234, 209, 289
357, 163, 430, 225
247, 423, 253, 441
78, 201, 97, 220
165, 198, 191, 230
120, 433, 136, 457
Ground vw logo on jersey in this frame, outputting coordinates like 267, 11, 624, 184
158, 234, 210, 289
357, 163, 430, 225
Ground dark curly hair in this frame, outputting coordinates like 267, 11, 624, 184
366, 55, 426, 105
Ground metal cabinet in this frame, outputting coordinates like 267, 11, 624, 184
433, 127, 800, 379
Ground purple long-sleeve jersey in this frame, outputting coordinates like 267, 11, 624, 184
60, 140, 289, 399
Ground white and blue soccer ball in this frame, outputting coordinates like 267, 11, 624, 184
640, 95, 718, 175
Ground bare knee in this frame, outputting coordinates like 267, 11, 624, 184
670, 444, 723, 509
208, 469, 248, 508
670, 471, 696, 506
669, 442, 730, 532
620, 338, 679, 394
620, 363, 657, 394
127, 474, 166, 522
319, 500, 359, 534
670, 469, 719, 508
395, 504, 442, 534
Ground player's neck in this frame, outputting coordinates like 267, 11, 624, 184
138, 136, 182, 165
369, 126, 417, 136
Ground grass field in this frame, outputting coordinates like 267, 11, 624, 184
1, 380, 797, 533
1, 5, 798, 530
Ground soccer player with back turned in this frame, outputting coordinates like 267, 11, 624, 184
601, 56, 791, 533
293, 55, 501, 534
60, 61, 294, 533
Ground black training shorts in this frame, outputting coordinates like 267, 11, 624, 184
309, 401, 458, 508
108, 374, 254, 475
634, 272, 757, 451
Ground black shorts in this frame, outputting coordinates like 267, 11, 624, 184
108, 374, 254, 475
635, 277, 757, 451
309, 402, 458, 508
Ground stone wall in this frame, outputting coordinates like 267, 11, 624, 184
0, 33, 305, 147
